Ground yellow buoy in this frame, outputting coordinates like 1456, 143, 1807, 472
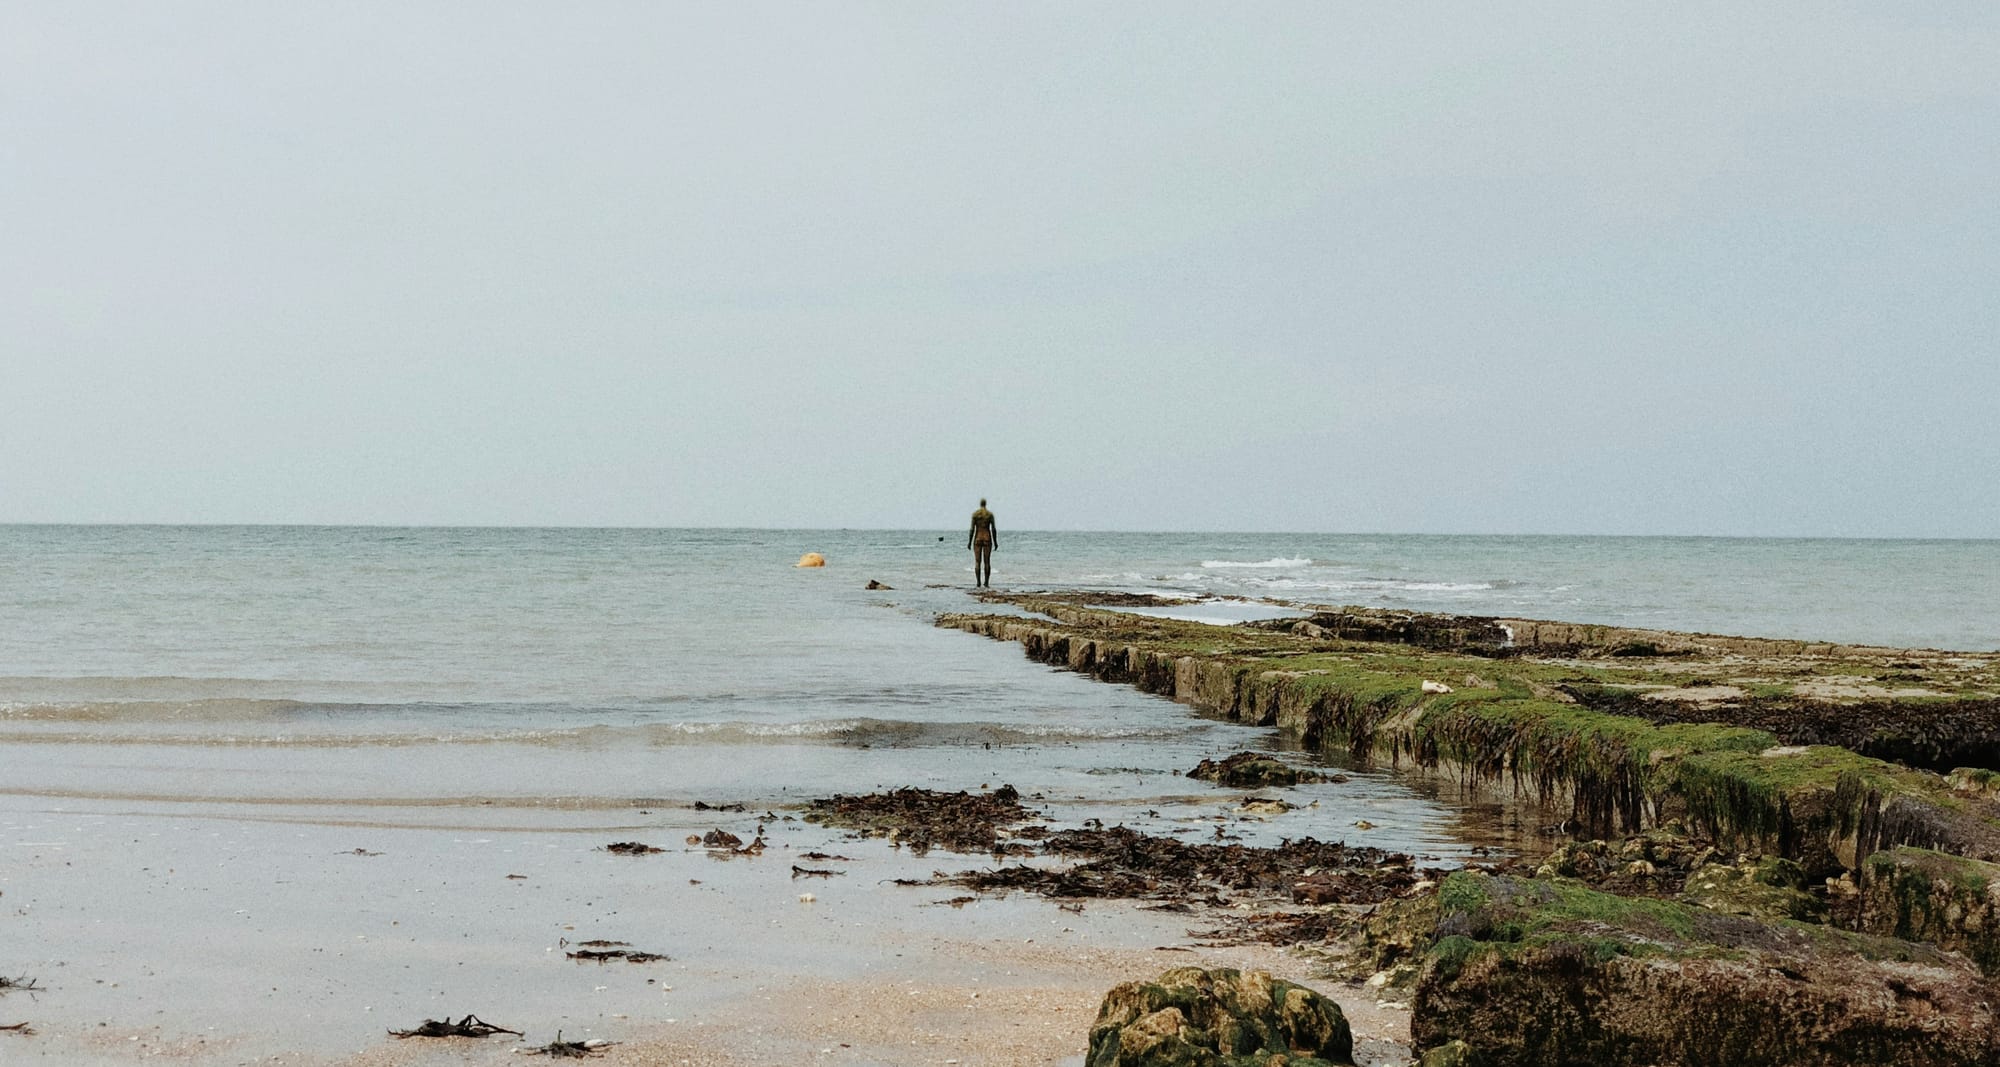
796, 552, 826, 568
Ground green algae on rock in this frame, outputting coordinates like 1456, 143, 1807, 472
1858, 846, 2000, 975
955, 597, 2000, 1062
1679, 853, 1827, 923
938, 599, 2000, 876
1415, 1040, 1481, 1067
1412, 870, 1999, 1067
1086, 967, 1353, 1067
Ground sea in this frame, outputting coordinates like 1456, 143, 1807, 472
3, 526, 1998, 861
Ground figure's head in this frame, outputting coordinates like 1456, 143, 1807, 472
979, 498, 987, 507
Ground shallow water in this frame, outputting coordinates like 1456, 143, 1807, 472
0, 526, 1602, 862
6, 525, 1991, 873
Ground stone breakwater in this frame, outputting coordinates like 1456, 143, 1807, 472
941, 598, 2000, 875
942, 596, 2000, 1065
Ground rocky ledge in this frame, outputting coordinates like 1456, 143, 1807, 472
1411, 870, 1996, 1066
940, 595, 2000, 1065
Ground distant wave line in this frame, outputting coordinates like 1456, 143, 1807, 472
0, 715, 1195, 749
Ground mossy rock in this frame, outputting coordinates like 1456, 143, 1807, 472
1416, 1041, 1482, 1067
941, 601, 2000, 876
1679, 855, 1828, 923
1857, 846, 2000, 975
1533, 826, 1714, 895
1339, 889, 1442, 981
1187, 751, 1327, 789
1413, 871, 1997, 1067
1086, 967, 1353, 1067
1947, 767, 2000, 798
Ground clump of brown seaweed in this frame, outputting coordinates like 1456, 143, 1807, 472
805, 785, 1041, 855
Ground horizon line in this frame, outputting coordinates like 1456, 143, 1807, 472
0, 521, 1994, 544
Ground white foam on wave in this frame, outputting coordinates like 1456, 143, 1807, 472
1200, 575, 1500, 595
1199, 557, 1312, 570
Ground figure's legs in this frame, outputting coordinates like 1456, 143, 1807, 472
974, 544, 992, 586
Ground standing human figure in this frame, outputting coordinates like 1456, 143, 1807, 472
967, 499, 997, 588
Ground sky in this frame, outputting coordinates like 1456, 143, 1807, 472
3, 4, 1996, 536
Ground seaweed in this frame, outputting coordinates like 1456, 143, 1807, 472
942, 825, 1427, 910
389, 1014, 522, 1038
805, 785, 1037, 855
520, 1032, 613, 1057
941, 601, 2000, 878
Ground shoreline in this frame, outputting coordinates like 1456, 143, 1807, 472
11, 586, 2000, 1065
942, 593, 2000, 1065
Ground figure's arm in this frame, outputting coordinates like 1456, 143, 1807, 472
992, 517, 998, 550
967, 518, 974, 550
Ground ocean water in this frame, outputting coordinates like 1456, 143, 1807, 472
2, 526, 1997, 860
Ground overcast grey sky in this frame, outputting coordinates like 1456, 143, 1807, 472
3, 4, 1995, 535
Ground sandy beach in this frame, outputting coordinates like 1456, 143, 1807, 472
2, 788, 1412, 1066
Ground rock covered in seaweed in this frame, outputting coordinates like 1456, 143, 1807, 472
1251, 608, 1513, 653
1412, 870, 2000, 1067
1532, 825, 1714, 894
939, 597, 2000, 861
1857, 846, 2000, 975
1086, 967, 1353, 1067
1186, 751, 1334, 789
1679, 852, 1827, 923
1415, 1041, 1479, 1067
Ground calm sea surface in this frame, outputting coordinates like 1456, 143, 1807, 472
2, 526, 1996, 863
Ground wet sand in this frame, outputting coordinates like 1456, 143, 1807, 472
1, 791, 1415, 1066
